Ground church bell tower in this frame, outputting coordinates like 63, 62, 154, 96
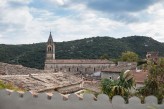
46, 32, 55, 60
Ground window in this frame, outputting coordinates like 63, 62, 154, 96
77, 68, 79, 71
47, 46, 52, 52
49, 47, 52, 51
68, 68, 71, 72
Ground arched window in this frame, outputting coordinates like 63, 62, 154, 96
47, 46, 52, 52
49, 47, 52, 51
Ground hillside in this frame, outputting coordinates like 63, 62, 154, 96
0, 36, 164, 69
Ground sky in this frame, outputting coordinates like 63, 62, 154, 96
0, 0, 164, 44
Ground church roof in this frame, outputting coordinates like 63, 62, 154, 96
45, 59, 113, 64
47, 32, 53, 44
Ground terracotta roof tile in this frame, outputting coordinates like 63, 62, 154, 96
130, 70, 148, 84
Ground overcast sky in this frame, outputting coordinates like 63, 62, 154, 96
0, 0, 164, 44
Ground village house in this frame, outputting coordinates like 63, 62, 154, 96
101, 61, 148, 89
101, 62, 137, 79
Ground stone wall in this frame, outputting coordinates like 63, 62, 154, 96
101, 72, 120, 80
0, 90, 163, 109
45, 63, 111, 75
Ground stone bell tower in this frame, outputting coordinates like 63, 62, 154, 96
46, 32, 55, 60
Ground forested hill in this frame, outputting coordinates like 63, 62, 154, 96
0, 36, 164, 69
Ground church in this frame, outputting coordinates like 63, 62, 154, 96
44, 32, 113, 75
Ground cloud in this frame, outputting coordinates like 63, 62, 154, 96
0, 0, 45, 44
85, 0, 157, 13
8, 0, 32, 7
128, 2, 164, 41
53, 0, 65, 6
0, 0, 164, 44
66, 0, 159, 23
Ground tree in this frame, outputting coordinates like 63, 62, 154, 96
118, 70, 136, 91
137, 58, 164, 102
101, 78, 115, 96
121, 51, 139, 62
101, 70, 135, 98
100, 54, 110, 60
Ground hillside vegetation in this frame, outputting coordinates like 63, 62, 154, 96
0, 36, 164, 69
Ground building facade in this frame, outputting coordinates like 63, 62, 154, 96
101, 62, 137, 80
44, 32, 114, 75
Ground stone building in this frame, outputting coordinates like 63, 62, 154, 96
101, 62, 137, 79
44, 32, 114, 75
101, 61, 148, 89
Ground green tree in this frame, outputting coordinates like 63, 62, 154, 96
121, 51, 139, 62
100, 53, 110, 60
101, 71, 135, 98
137, 58, 164, 102
101, 78, 117, 96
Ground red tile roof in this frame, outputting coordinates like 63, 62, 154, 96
130, 70, 148, 84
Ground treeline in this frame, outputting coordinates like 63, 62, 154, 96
0, 36, 164, 69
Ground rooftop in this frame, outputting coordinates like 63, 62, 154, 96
0, 62, 46, 75
0, 72, 82, 93
130, 70, 148, 84
101, 62, 137, 73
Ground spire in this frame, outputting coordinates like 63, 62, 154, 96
47, 31, 53, 43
